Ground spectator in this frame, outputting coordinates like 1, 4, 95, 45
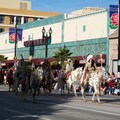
106, 72, 116, 95
0, 69, 4, 84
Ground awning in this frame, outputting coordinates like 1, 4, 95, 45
32, 58, 54, 66
94, 54, 106, 65
73, 54, 106, 65
1, 60, 14, 67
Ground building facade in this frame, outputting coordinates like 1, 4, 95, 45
0, 0, 60, 33
0, 8, 111, 70
109, 29, 118, 74
0, 0, 31, 10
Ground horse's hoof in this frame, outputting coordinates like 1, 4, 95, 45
92, 100, 95, 103
98, 102, 102, 104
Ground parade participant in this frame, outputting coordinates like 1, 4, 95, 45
28, 55, 35, 70
65, 58, 74, 78
6, 68, 14, 91
80, 54, 93, 84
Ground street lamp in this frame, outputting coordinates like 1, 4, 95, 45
118, 0, 120, 77
42, 27, 52, 58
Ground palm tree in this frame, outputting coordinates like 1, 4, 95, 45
53, 46, 73, 68
0, 55, 8, 61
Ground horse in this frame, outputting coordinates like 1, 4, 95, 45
80, 65, 108, 103
36, 61, 56, 95
13, 59, 38, 103
53, 69, 66, 95
66, 67, 83, 96
29, 67, 43, 102
13, 67, 23, 95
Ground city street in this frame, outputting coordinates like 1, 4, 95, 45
0, 84, 120, 120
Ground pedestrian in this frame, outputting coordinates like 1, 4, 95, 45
6, 68, 14, 91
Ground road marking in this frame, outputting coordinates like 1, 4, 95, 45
4, 108, 26, 115
40, 101, 120, 117
4, 108, 51, 120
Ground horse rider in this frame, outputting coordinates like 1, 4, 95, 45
80, 54, 93, 84
65, 58, 74, 79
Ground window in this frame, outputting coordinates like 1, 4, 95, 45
0, 28, 4, 33
10, 16, 14, 24
20, 3, 27, 10
0, 15, 5, 24
16, 17, 21, 25
83, 25, 86, 32
24, 17, 28, 23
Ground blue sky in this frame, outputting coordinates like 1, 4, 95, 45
31, 0, 118, 13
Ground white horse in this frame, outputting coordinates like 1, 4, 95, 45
66, 67, 83, 96
80, 66, 108, 103
54, 70, 66, 95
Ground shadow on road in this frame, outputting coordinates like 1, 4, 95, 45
0, 85, 120, 120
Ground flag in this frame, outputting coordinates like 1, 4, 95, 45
9, 28, 22, 43
109, 5, 118, 29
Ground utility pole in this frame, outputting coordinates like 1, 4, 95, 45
118, 0, 120, 77
14, 18, 17, 58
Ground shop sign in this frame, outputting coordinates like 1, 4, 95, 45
24, 37, 51, 47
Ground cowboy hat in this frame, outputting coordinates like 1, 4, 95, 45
87, 54, 93, 62
67, 58, 72, 62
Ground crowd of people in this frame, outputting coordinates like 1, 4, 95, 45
85, 71, 120, 95
100, 72, 120, 95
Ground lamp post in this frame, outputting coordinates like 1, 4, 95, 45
118, 0, 120, 77
42, 27, 52, 58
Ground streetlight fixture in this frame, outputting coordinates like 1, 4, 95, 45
42, 27, 52, 58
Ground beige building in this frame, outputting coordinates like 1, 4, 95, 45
0, 0, 60, 33
109, 29, 118, 74
0, 0, 31, 10
71, 7, 105, 16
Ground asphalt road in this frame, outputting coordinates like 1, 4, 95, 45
0, 84, 120, 120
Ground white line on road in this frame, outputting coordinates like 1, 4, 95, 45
4, 108, 26, 115
4, 108, 51, 120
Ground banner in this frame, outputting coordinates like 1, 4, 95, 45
109, 5, 118, 29
9, 28, 22, 43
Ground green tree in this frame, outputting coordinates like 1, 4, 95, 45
53, 46, 73, 68
0, 55, 8, 61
